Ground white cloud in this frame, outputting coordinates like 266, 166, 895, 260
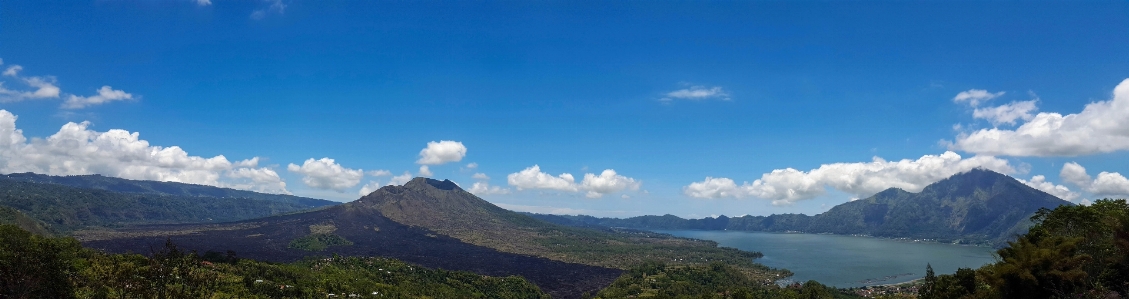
953, 89, 1005, 107
468, 181, 510, 195
507, 165, 577, 192
358, 181, 382, 196
684, 177, 746, 199
661, 85, 730, 102
948, 78, 1129, 157
3, 65, 22, 77
416, 140, 466, 165
418, 165, 432, 176
1060, 162, 1129, 198
1017, 175, 1079, 201
62, 86, 134, 109
466, 162, 478, 169
0, 109, 289, 194
472, 172, 490, 180
0, 73, 61, 101
388, 172, 412, 186
579, 169, 641, 198
250, 0, 286, 20
506, 165, 641, 198
286, 158, 363, 192
972, 100, 1038, 126
196, 0, 212, 6
366, 169, 391, 177
357, 172, 414, 195
0, 60, 129, 109
1060, 162, 1092, 188
225, 167, 289, 194
683, 151, 1016, 205
494, 203, 592, 215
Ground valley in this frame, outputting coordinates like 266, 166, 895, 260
0, 171, 1123, 299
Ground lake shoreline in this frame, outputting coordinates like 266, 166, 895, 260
645, 228, 998, 249
655, 229, 998, 289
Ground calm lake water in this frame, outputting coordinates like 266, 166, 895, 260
655, 230, 998, 288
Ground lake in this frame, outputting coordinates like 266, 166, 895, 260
655, 230, 998, 288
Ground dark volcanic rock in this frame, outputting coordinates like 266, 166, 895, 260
84, 184, 622, 299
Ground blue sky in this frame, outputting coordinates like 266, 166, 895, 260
2, 0, 1129, 217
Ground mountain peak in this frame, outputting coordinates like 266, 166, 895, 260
922, 168, 1018, 194
404, 177, 462, 191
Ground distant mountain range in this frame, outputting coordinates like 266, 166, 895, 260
0, 172, 338, 233
529, 169, 1073, 245
82, 177, 780, 299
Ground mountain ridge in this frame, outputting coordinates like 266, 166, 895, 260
0, 173, 339, 234
0, 172, 336, 207
531, 169, 1073, 245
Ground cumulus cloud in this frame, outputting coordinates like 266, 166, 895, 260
660, 85, 730, 102
953, 89, 1005, 107
0, 109, 289, 194
972, 100, 1038, 126
225, 167, 289, 194
465, 162, 478, 169
196, 0, 212, 6
62, 86, 134, 109
683, 151, 1015, 205
416, 140, 466, 165
579, 169, 641, 198
1017, 175, 1079, 201
948, 79, 1129, 156
472, 173, 489, 180
506, 165, 640, 198
1060, 162, 1129, 198
287, 158, 364, 192
507, 165, 578, 192
418, 165, 432, 176
468, 181, 510, 195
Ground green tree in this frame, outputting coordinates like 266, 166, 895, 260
0, 224, 80, 299
919, 263, 937, 299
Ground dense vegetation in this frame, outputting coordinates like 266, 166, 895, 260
288, 233, 354, 251
0, 179, 332, 233
0, 172, 336, 208
595, 261, 862, 299
919, 199, 1129, 298
535, 169, 1070, 245
0, 224, 549, 299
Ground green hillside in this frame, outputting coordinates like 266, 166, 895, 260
0, 172, 336, 208
0, 179, 335, 234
